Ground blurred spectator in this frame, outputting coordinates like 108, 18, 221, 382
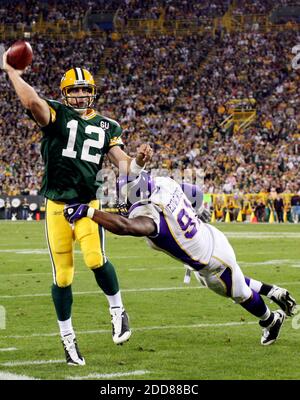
21, 197, 30, 220
255, 199, 266, 222
4, 198, 11, 220
291, 191, 300, 223
274, 195, 284, 223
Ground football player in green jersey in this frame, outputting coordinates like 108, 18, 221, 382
3, 52, 153, 365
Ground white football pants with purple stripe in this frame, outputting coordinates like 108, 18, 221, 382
199, 225, 252, 304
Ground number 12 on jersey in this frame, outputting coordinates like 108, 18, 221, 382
62, 119, 105, 164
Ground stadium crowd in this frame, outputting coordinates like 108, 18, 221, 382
232, 0, 297, 16
0, 0, 299, 222
0, 0, 232, 26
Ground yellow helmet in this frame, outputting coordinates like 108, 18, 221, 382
60, 67, 97, 110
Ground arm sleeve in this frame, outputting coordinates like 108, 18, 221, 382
181, 183, 203, 211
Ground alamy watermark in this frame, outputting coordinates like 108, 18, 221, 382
291, 305, 300, 330
95, 163, 205, 207
291, 45, 300, 70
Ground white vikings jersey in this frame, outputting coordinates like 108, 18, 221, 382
128, 177, 214, 269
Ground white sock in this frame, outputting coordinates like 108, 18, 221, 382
248, 278, 263, 293
260, 308, 271, 321
106, 291, 123, 309
58, 317, 74, 337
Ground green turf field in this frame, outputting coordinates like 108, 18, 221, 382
0, 221, 299, 380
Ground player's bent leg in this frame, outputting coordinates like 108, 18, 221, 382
45, 199, 75, 286
245, 276, 297, 316
93, 261, 132, 345
75, 214, 131, 345
205, 225, 286, 345
46, 200, 84, 364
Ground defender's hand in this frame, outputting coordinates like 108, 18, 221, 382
136, 144, 153, 166
64, 203, 89, 223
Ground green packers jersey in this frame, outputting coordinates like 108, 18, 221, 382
35, 100, 123, 202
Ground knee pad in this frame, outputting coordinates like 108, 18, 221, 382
232, 285, 252, 304
75, 218, 105, 269
55, 268, 74, 287
51, 252, 74, 287
205, 274, 228, 297
84, 250, 103, 269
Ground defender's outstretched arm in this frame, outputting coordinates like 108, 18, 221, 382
64, 204, 156, 237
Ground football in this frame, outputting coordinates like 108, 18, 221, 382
6, 40, 33, 70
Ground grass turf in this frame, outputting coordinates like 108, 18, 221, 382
0, 221, 299, 380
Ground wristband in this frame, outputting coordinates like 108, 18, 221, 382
130, 158, 144, 175
87, 207, 95, 219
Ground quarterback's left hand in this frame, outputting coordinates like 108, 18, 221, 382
136, 144, 153, 166
64, 203, 89, 223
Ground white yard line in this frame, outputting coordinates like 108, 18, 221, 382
0, 259, 299, 277
0, 359, 65, 367
239, 259, 300, 266
1, 278, 300, 300
0, 286, 205, 299
226, 235, 300, 239
0, 259, 299, 279
0, 347, 17, 352
0, 249, 140, 258
1, 321, 258, 340
67, 370, 150, 380
0, 371, 38, 380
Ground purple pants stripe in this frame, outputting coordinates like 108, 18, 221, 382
219, 267, 232, 297
240, 289, 267, 318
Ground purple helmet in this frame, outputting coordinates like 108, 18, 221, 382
117, 171, 155, 208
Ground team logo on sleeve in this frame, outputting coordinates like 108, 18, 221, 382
109, 137, 123, 147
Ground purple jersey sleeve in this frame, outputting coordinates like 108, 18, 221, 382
180, 183, 203, 210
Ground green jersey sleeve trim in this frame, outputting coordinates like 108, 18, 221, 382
109, 136, 124, 148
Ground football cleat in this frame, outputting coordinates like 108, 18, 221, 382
62, 333, 85, 366
110, 307, 132, 345
259, 310, 286, 346
267, 286, 297, 316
